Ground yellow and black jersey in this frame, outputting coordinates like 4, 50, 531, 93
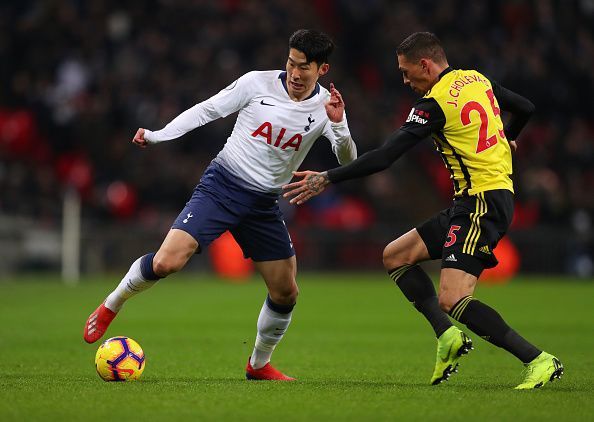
327, 67, 534, 197
401, 68, 513, 197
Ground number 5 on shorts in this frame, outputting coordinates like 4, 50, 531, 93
445, 225, 461, 247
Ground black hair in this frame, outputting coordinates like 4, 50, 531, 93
397, 32, 447, 64
288, 29, 335, 65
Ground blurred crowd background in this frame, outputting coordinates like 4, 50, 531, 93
1, 0, 593, 276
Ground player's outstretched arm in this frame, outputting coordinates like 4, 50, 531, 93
133, 72, 255, 147
283, 129, 420, 205
283, 171, 330, 205
326, 128, 419, 183
141, 102, 219, 145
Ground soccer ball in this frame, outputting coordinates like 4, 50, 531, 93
95, 336, 145, 381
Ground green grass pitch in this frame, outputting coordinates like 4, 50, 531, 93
1, 273, 593, 421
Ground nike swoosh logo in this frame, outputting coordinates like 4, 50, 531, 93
441, 344, 454, 362
260, 100, 275, 106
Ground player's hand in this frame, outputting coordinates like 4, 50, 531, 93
132, 128, 148, 148
325, 83, 345, 123
282, 171, 330, 205
508, 140, 517, 153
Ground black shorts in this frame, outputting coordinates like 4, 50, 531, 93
416, 189, 514, 277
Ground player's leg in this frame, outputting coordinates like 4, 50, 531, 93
244, 257, 297, 380
440, 190, 562, 388
439, 267, 562, 388
231, 201, 297, 380
383, 227, 453, 338
105, 229, 198, 311
84, 229, 198, 344
84, 168, 237, 344
255, 257, 298, 366
383, 216, 472, 385
437, 194, 542, 361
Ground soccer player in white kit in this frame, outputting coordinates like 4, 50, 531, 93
83, 29, 357, 380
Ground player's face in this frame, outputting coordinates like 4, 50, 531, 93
397, 54, 433, 95
286, 48, 329, 101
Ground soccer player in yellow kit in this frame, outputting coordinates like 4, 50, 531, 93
283, 32, 563, 389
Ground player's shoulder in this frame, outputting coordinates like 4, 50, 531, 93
235, 70, 286, 94
413, 96, 442, 112
458, 68, 491, 83
317, 83, 330, 96
242, 70, 284, 82
302, 83, 328, 106
427, 68, 493, 102
447, 69, 493, 90
404, 96, 443, 127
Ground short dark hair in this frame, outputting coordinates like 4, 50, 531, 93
397, 32, 447, 64
289, 29, 335, 65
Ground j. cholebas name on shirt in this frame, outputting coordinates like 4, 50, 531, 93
251, 122, 303, 151
405, 108, 430, 125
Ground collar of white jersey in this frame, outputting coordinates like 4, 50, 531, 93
278, 71, 321, 100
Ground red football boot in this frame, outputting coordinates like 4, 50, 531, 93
245, 358, 296, 381
83, 303, 117, 343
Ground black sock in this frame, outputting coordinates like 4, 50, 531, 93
449, 296, 541, 363
388, 265, 452, 338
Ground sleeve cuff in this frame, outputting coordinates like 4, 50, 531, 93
330, 114, 350, 140
143, 129, 156, 144
330, 113, 347, 128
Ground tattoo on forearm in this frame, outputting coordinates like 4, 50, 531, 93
306, 174, 329, 193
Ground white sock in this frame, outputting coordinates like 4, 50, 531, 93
250, 299, 293, 369
104, 256, 158, 312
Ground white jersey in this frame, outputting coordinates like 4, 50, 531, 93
144, 70, 357, 193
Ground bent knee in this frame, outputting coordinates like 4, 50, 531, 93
438, 294, 458, 314
383, 244, 414, 271
269, 282, 299, 305
152, 255, 185, 277
383, 229, 429, 271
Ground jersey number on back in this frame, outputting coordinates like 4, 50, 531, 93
461, 89, 506, 154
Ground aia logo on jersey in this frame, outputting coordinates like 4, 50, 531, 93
406, 108, 429, 124
252, 122, 303, 151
